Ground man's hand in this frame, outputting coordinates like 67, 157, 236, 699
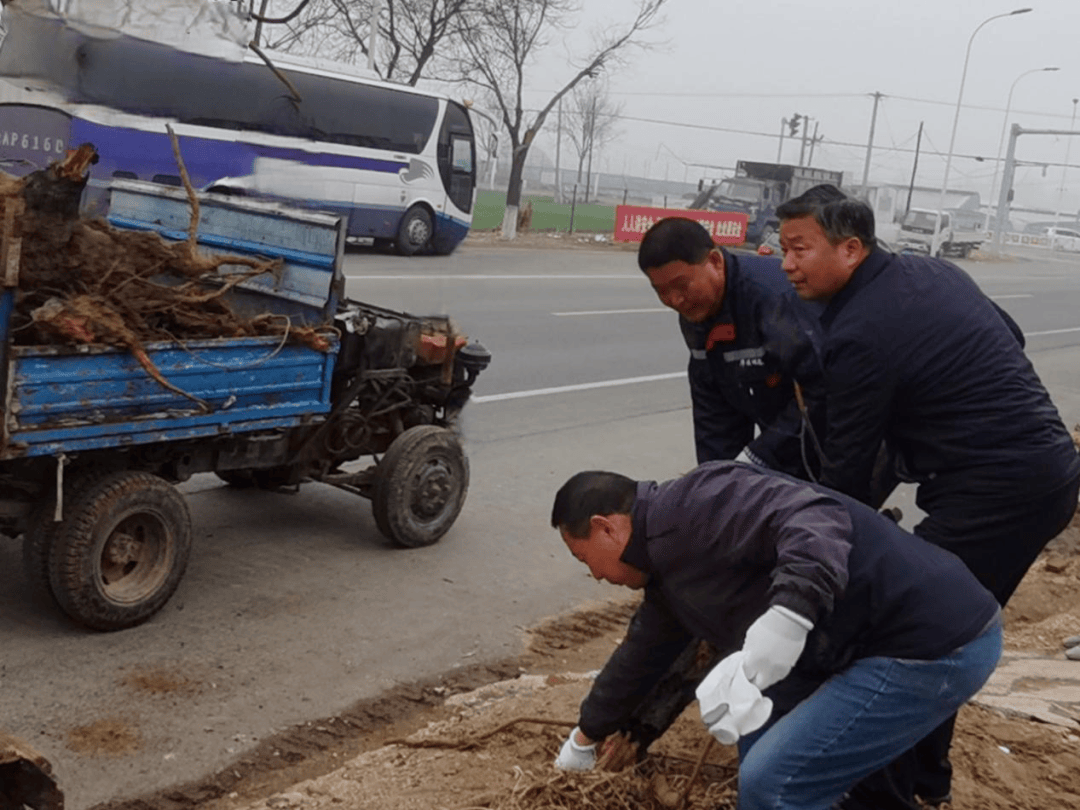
554, 727, 597, 771
741, 605, 813, 691
596, 730, 639, 771
694, 650, 773, 744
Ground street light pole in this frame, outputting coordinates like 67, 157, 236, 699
985, 66, 1059, 233
1053, 97, 1079, 230
933, 7, 1032, 256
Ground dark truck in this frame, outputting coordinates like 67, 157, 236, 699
690, 160, 845, 246
0, 178, 490, 632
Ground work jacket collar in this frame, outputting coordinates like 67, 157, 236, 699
820, 247, 891, 329
622, 480, 656, 574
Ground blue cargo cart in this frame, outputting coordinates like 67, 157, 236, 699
0, 180, 489, 631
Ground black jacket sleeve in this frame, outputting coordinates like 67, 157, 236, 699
817, 335, 893, 504
991, 299, 1025, 347
688, 356, 754, 464
578, 590, 694, 741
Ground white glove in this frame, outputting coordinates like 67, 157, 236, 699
742, 605, 814, 691
554, 727, 596, 771
695, 650, 773, 744
734, 447, 768, 468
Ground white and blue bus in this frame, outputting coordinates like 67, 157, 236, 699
0, 32, 477, 255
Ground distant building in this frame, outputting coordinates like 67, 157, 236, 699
849, 183, 982, 226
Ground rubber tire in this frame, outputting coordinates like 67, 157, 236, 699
396, 206, 433, 256
372, 426, 469, 548
22, 501, 60, 601
48, 471, 192, 631
21, 465, 120, 601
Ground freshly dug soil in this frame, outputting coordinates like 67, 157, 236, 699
87, 512, 1080, 810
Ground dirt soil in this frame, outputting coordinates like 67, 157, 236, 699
82, 511, 1080, 810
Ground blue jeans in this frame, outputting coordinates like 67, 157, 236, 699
735, 618, 1002, 810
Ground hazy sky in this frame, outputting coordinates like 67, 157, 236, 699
522, 0, 1080, 215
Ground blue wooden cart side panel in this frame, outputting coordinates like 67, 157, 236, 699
13, 414, 319, 458
5, 336, 339, 458
106, 180, 345, 322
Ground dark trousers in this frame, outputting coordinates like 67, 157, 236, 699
841, 472, 1080, 810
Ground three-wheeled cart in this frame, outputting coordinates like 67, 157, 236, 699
0, 180, 490, 631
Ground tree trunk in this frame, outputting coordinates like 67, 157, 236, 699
501, 146, 529, 240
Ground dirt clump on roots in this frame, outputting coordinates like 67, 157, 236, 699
6, 142, 333, 397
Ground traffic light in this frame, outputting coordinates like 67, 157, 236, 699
788, 113, 802, 136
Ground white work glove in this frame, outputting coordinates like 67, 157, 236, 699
695, 650, 773, 744
554, 727, 596, 771
742, 605, 814, 691
734, 447, 769, 468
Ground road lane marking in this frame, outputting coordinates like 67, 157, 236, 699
552, 307, 669, 316
344, 273, 639, 280
990, 294, 1033, 300
471, 372, 687, 403
1025, 327, 1080, 337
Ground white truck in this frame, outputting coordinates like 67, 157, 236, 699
897, 208, 987, 259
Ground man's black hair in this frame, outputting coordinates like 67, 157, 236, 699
776, 184, 877, 251
637, 217, 715, 273
551, 470, 637, 539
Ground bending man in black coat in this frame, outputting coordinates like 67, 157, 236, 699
549, 464, 1002, 810
638, 217, 824, 479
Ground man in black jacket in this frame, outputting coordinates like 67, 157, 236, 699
549, 464, 1002, 810
775, 185, 1080, 809
638, 217, 823, 479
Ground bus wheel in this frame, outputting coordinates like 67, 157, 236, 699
396, 206, 433, 256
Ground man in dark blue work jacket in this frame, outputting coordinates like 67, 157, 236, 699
776, 184, 1080, 810
638, 217, 823, 480
549, 464, 1002, 810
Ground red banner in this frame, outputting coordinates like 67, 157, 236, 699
613, 206, 748, 244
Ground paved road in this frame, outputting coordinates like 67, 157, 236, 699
2, 244, 1079, 808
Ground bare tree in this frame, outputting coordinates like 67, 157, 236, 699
454, 0, 666, 239
252, 0, 474, 85
563, 78, 622, 204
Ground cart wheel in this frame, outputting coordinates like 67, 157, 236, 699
22, 502, 60, 600
48, 471, 192, 631
372, 426, 469, 548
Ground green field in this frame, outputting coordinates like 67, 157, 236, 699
472, 188, 616, 233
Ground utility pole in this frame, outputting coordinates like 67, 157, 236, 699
1053, 97, 1079, 228
799, 117, 811, 167
807, 121, 821, 166
861, 92, 883, 192
906, 121, 924, 216
778, 118, 787, 163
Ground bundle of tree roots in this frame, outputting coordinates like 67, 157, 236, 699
489, 759, 737, 810
4, 141, 332, 399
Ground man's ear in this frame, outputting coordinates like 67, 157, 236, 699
839, 237, 867, 271
707, 248, 725, 273
590, 513, 613, 537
